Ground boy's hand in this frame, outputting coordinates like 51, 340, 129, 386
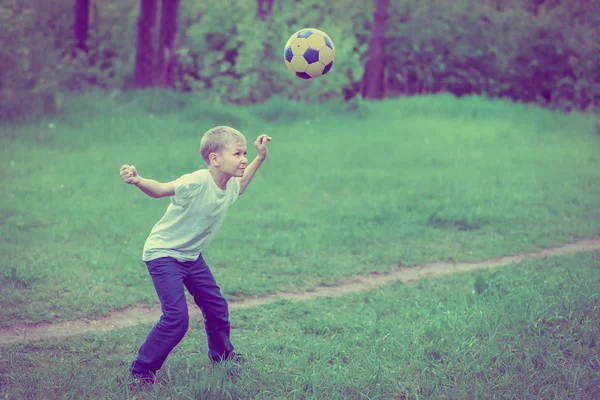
254, 134, 272, 160
120, 164, 140, 185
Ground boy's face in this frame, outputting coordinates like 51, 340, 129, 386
214, 140, 248, 177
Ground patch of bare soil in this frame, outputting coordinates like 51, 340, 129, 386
1, 238, 599, 346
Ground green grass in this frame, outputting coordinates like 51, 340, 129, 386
1, 92, 599, 326
1, 250, 598, 399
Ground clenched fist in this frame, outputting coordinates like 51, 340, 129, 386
120, 164, 140, 185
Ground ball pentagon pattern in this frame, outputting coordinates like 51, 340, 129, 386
283, 28, 335, 80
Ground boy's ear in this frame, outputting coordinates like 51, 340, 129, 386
209, 152, 219, 166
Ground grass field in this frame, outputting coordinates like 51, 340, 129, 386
1, 250, 598, 399
1, 93, 599, 327
1, 93, 600, 398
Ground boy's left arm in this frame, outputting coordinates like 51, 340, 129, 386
237, 134, 272, 195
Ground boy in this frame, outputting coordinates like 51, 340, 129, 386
120, 126, 271, 384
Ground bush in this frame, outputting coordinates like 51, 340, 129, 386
384, 0, 600, 112
176, 0, 370, 104
1, 0, 598, 121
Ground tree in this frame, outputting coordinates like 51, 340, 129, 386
361, 0, 390, 99
73, 0, 90, 52
257, 0, 275, 21
156, 0, 179, 88
134, 0, 158, 87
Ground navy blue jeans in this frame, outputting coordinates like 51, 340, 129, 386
130, 254, 234, 377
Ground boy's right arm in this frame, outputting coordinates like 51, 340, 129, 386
120, 164, 174, 198
135, 177, 175, 198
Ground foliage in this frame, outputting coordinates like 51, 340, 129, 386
384, 0, 600, 111
0, 0, 137, 120
0, 0, 599, 120
176, 0, 370, 104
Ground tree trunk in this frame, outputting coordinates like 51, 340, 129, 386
73, 0, 90, 52
134, 0, 158, 87
361, 0, 390, 100
156, 0, 179, 88
257, 0, 275, 21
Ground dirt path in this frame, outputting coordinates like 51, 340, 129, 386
2, 238, 599, 346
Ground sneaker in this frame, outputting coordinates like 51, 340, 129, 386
227, 352, 246, 364
211, 351, 246, 364
128, 373, 155, 390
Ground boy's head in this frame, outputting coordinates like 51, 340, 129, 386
200, 126, 247, 175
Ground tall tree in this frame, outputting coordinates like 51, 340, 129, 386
73, 0, 90, 52
361, 0, 390, 99
134, 0, 158, 87
257, 0, 275, 21
156, 0, 179, 88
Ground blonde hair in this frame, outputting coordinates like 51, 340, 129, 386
200, 126, 246, 166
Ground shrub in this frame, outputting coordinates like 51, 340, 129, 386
1, 0, 598, 120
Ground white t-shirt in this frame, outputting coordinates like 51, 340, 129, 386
142, 169, 240, 262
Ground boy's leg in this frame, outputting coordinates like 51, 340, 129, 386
130, 257, 190, 378
183, 254, 234, 362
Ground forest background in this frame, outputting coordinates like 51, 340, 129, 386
1, 0, 599, 121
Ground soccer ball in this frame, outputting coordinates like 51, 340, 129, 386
284, 28, 335, 80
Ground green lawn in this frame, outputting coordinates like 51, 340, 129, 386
1, 93, 599, 326
1, 250, 598, 399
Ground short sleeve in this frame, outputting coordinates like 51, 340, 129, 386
170, 172, 206, 206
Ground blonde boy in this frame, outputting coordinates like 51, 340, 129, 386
120, 126, 271, 384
